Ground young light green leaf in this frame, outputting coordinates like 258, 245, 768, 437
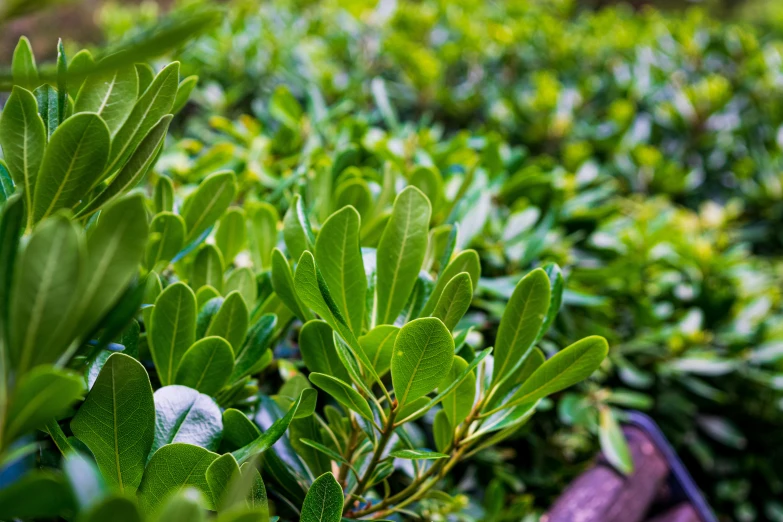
145, 212, 186, 270
500, 336, 609, 411
32, 112, 110, 223
299, 320, 350, 383
74, 66, 139, 135
175, 336, 235, 395
271, 247, 310, 321
439, 356, 475, 427
225, 267, 257, 307
315, 206, 366, 333
391, 317, 454, 408
375, 186, 431, 325
138, 443, 219, 512
283, 194, 315, 260
0, 86, 46, 215
206, 291, 249, 353
308, 372, 373, 421
182, 170, 237, 243
154, 175, 174, 213
9, 215, 82, 372
77, 114, 172, 218
388, 449, 448, 460
246, 202, 278, 270
230, 314, 277, 382
149, 282, 197, 386
173, 75, 198, 114
3, 366, 83, 445
232, 389, 316, 464
151, 385, 223, 456
491, 268, 551, 387
207, 453, 241, 510
358, 325, 399, 377
420, 250, 480, 318
71, 353, 154, 493
216, 207, 247, 263
12, 37, 38, 89
104, 62, 179, 176
300, 472, 343, 522
599, 407, 633, 475
536, 263, 564, 344
431, 272, 473, 331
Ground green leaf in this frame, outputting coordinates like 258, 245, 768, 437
491, 268, 551, 387
11, 37, 38, 89
75, 194, 149, 337
599, 407, 633, 475
150, 282, 197, 386
3, 366, 83, 444
207, 453, 241, 510
74, 66, 138, 135
488, 347, 545, 410
206, 291, 249, 352
300, 472, 343, 522
420, 250, 480, 318
0, 160, 15, 202
501, 336, 609, 411
32, 112, 110, 223
308, 373, 373, 421
138, 443, 219, 512
246, 202, 278, 271
182, 170, 237, 243
439, 356, 475, 427
271, 248, 310, 321
135, 64, 155, 93
315, 206, 366, 333
151, 385, 222, 456
536, 263, 564, 344
71, 353, 154, 493
299, 320, 350, 383
388, 449, 448, 460
222, 408, 260, 448
283, 194, 315, 260
216, 207, 247, 263
151, 489, 206, 522
61, 450, 105, 512
231, 389, 316, 464
34, 84, 60, 137
77, 114, 172, 218
375, 186, 431, 325
409, 166, 444, 212
433, 410, 452, 453
391, 317, 454, 408
154, 175, 174, 213
145, 212, 186, 270
358, 325, 399, 377
191, 244, 225, 293
176, 336, 235, 395
431, 272, 473, 331
173, 75, 198, 114
0, 471, 74, 519
270, 85, 302, 130
225, 267, 257, 307
0, 86, 46, 215
300, 438, 352, 467
9, 214, 82, 372
230, 314, 276, 383
104, 62, 179, 176
79, 495, 142, 522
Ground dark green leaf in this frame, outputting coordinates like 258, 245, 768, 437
175, 336, 235, 395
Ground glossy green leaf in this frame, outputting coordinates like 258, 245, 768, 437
34, 84, 60, 137
182, 170, 237, 243
149, 282, 197, 386
74, 66, 138, 135
173, 75, 199, 114
138, 443, 219, 512
77, 114, 172, 218
388, 448, 448, 460
315, 206, 366, 333
0, 86, 46, 215
299, 320, 350, 383
491, 268, 551, 387
9, 214, 82, 372
205, 291, 249, 352
175, 336, 235, 395
283, 194, 315, 260
151, 385, 223, 456
308, 372, 373, 421
3, 366, 83, 444
207, 453, 241, 509
375, 186, 431, 325
300, 472, 343, 522
271, 247, 310, 321
105, 62, 179, 176
599, 407, 633, 475
358, 325, 399, 377
145, 212, 186, 270
11, 37, 38, 89
391, 317, 454, 408
216, 207, 247, 263
420, 249, 480, 318
222, 408, 260, 448
439, 356, 475, 427
196, 296, 223, 339
431, 272, 473, 331
191, 244, 225, 293
71, 353, 154, 493
230, 313, 276, 382
32, 112, 110, 223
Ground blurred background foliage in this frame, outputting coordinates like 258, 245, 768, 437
8, 0, 783, 520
